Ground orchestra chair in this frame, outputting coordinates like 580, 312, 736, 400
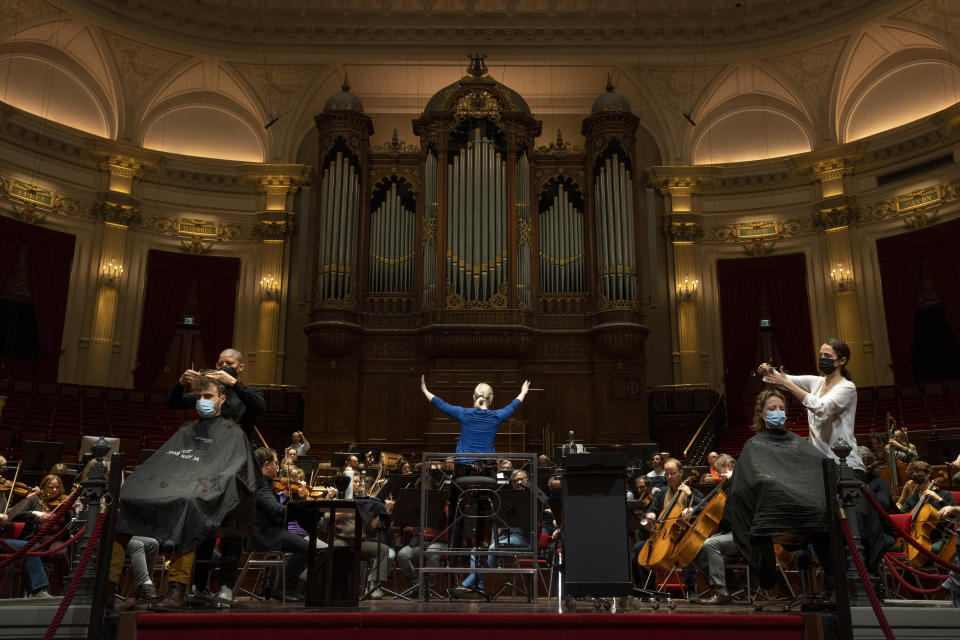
1, 522, 27, 596
882, 511, 956, 600
754, 535, 820, 612
234, 550, 287, 606
495, 528, 554, 601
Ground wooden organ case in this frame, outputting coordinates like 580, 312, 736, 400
305, 59, 649, 454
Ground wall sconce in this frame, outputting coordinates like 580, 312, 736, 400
260, 275, 280, 300
677, 277, 699, 302
99, 261, 124, 288
830, 265, 854, 292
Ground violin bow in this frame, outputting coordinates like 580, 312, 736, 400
2, 460, 22, 516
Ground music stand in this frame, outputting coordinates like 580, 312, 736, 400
490, 489, 535, 601
20, 440, 64, 472
396, 488, 448, 600
629, 442, 660, 475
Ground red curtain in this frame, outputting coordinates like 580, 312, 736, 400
0, 216, 76, 382
877, 218, 960, 385
133, 250, 240, 390
717, 254, 814, 427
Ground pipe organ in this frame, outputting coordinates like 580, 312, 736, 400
445, 130, 508, 305
368, 178, 415, 293
538, 176, 585, 294
317, 147, 360, 301
307, 55, 650, 455
594, 143, 637, 303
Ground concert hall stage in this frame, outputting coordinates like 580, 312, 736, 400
131, 601, 809, 640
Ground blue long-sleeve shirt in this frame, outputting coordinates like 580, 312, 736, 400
430, 396, 521, 457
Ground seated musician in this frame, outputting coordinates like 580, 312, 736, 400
701, 452, 721, 484
13, 473, 74, 593
637, 458, 703, 602
331, 475, 391, 600
113, 375, 257, 611
251, 447, 308, 603
690, 454, 738, 605
899, 460, 957, 557
937, 503, 960, 607
858, 446, 892, 512
887, 429, 918, 464
0, 486, 53, 597
454, 469, 534, 596
627, 474, 659, 502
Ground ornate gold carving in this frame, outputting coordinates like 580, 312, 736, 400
445, 281, 508, 310
743, 238, 777, 257
255, 221, 290, 242
99, 154, 145, 179
663, 221, 703, 244
422, 217, 437, 245
370, 129, 420, 154
517, 218, 532, 245
535, 129, 583, 155
10, 203, 48, 225
598, 293, 638, 311
93, 200, 140, 228
452, 89, 502, 125
816, 206, 858, 231
180, 238, 214, 254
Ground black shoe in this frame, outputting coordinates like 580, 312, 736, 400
273, 590, 303, 603
699, 591, 732, 605
135, 582, 158, 601
686, 590, 700, 604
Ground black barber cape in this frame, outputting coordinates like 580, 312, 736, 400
116, 416, 257, 552
724, 428, 828, 587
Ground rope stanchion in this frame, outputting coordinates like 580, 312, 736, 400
861, 488, 960, 573
42, 511, 105, 640
839, 515, 896, 640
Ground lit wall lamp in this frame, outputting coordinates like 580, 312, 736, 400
830, 265, 854, 292
99, 261, 124, 288
677, 277, 699, 302
260, 275, 281, 300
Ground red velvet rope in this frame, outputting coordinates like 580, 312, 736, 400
43, 512, 104, 640
883, 554, 946, 595
839, 517, 896, 640
0, 491, 81, 571
861, 486, 960, 573
885, 552, 949, 580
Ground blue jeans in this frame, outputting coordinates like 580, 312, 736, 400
3, 538, 50, 593
461, 530, 531, 589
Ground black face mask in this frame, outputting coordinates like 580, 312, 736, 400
219, 365, 239, 378
818, 357, 836, 375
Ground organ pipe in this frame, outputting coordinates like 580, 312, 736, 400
423, 152, 437, 306
593, 152, 637, 302
368, 182, 415, 294
318, 152, 360, 301
445, 129, 507, 303
516, 152, 531, 307
538, 180, 585, 295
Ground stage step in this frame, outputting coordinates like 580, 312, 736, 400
852, 602, 960, 639
0, 597, 88, 638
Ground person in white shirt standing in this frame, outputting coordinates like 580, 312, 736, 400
760, 337, 865, 475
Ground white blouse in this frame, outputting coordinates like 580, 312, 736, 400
786, 374, 864, 472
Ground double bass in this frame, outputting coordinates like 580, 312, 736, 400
879, 413, 909, 499
637, 472, 699, 571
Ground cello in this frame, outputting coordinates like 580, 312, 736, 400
637, 472, 699, 571
670, 477, 729, 568
906, 476, 958, 569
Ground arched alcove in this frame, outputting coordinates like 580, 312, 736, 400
141, 105, 265, 162
844, 61, 960, 142
0, 54, 110, 137
693, 108, 811, 164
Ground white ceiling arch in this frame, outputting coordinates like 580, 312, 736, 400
692, 96, 813, 165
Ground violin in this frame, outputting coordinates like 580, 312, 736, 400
46, 495, 66, 509
306, 486, 335, 501
272, 477, 309, 499
0, 478, 31, 499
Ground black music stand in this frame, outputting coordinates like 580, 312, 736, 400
490, 489, 536, 601
394, 488, 448, 600
21, 440, 63, 472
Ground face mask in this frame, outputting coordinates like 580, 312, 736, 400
197, 398, 217, 418
219, 365, 239, 378
765, 410, 787, 428
818, 357, 836, 375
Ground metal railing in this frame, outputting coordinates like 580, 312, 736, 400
682, 394, 726, 464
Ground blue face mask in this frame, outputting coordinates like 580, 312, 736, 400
196, 398, 217, 418
765, 410, 787, 428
